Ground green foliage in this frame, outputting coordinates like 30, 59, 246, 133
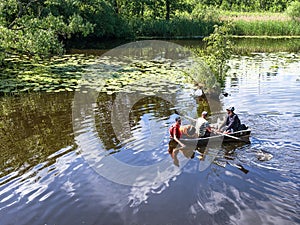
117, 0, 191, 20
45, 0, 131, 38
232, 20, 300, 36
191, 4, 220, 21
0, 0, 297, 66
195, 23, 233, 85
286, 1, 300, 20
186, 58, 220, 93
0, 0, 95, 60
129, 17, 217, 37
206, 0, 292, 12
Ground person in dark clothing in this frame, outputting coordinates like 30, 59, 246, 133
220, 106, 241, 133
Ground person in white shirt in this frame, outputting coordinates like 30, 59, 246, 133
195, 111, 212, 138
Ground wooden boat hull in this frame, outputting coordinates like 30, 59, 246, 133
180, 129, 251, 148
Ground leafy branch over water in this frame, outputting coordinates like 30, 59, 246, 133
192, 22, 233, 87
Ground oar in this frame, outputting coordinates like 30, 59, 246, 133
227, 161, 249, 174
214, 158, 249, 174
181, 114, 246, 141
215, 131, 250, 143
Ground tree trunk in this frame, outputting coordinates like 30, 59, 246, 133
166, 0, 170, 20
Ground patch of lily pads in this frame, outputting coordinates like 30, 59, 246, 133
0, 53, 195, 96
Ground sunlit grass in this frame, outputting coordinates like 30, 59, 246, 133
220, 11, 289, 21
219, 10, 300, 36
231, 20, 300, 36
130, 18, 219, 38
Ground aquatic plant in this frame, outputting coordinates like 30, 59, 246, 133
0, 54, 190, 95
193, 22, 233, 87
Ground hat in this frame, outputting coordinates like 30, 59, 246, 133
175, 116, 181, 122
202, 111, 208, 116
226, 106, 235, 111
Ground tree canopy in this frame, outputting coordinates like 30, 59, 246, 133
0, 0, 296, 61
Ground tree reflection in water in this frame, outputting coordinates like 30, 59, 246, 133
0, 92, 75, 179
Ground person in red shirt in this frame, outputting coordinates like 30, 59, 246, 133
168, 116, 185, 156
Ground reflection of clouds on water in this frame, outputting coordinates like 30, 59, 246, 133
203, 192, 231, 214
128, 182, 168, 208
130, 113, 166, 153
188, 186, 241, 223
236, 207, 295, 225
76, 125, 184, 187
226, 53, 300, 116
61, 180, 75, 197
188, 177, 296, 225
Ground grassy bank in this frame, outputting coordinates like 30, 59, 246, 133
220, 11, 300, 36
66, 10, 300, 47
220, 11, 290, 21
231, 20, 300, 36
130, 18, 218, 38
125, 12, 300, 39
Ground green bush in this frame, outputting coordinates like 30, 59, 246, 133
286, 1, 300, 20
191, 5, 220, 22
193, 22, 233, 85
128, 17, 218, 37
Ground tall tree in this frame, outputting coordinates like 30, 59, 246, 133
166, 0, 171, 20
0, 0, 94, 58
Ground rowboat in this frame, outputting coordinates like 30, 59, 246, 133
180, 129, 251, 148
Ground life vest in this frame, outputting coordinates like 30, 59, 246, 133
169, 124, 181, 139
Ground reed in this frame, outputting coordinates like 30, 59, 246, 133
231, 20, 300, 36
129, 18, 219, 38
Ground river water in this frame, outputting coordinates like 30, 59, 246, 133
0, 47, 299, 224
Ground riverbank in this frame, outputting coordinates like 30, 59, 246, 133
2, 0, 299, 63
128, 11, 300, 38
63, 11, 300, 51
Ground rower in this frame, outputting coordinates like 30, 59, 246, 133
219, 106, 241, 134
195, 111, 212, 138
168, 116, 185, 155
